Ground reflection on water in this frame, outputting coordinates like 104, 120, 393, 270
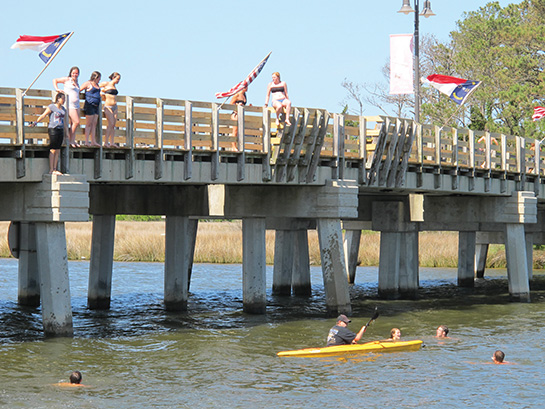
0, 258, 544, 408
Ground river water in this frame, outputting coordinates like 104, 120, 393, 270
0, 258, 544, 408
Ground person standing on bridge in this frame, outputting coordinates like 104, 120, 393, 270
265, 72, 291, 126
80, 71, 102, 147
53, 66, 81, 148
100, 72, 121, 148
326, 314, 368, 346
230, 86, 247, 151
31, 92, 66, 175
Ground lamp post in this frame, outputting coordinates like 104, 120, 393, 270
398, 0, 435, 123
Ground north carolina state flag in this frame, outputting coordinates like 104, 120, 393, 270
422, 74, 481, 105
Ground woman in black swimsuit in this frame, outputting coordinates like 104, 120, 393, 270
265, 72, 291, 126
100, 72, 121, 147
230, 86, 247, 150
100, 72, 121, 148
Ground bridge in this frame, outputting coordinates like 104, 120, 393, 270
1, 86, 544, 335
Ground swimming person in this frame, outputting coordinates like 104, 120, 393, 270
326, 314, 368, 346
436, 325, 449, 338
31, 92, 66, 175
56, 371, 86, 387
100, 72, 121, 147
53, 66, 81, 147
265, 72, 292, 126
492, 350, 507, 364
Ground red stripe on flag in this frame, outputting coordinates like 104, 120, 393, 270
533, 106, 545, 121
15, 35, 61, 43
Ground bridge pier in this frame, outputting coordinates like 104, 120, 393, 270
272, 230, 295, 295
317, 218, 351, 315
242, 218, 267, 314
88, 214, 116, 309
164, 216, 198, 311
35, 222, 73, 336
505, 223, 531, 302
475, 243, 489, 278
17, 222, 40, 306
342, 222, 365, 284
292, 229, 311, 296
458, 231, 476, 287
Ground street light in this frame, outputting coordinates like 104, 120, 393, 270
398, 0, 436, 123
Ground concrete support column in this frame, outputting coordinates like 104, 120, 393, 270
458, 231, 476, 287
242, 218, 267, 314
88, 215, 116, 309
475, 244, 489, 279
317, 219, 351, 315
525, 233, 533, 281
505, 224, 530, 302
35, 222, 73, 337
378, 232, 401, 299
17, 222, 40, 306
272, 230, 295, 295
164, 216, 198, 311
292, 230, 311, 296
343, 229, 361, 284
399, 231, 419, 298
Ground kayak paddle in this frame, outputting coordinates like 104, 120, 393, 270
364, 308, 379, 329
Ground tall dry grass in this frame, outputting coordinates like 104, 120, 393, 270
0, 220, 530, 268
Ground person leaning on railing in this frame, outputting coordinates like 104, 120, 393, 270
30, 92, 66, 175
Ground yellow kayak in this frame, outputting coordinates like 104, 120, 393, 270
277, 340, 423, 358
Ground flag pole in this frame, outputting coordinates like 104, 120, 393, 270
23, 32, 74, 96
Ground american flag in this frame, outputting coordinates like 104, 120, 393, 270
533, 106, 545, 121
215, 52, 271, 99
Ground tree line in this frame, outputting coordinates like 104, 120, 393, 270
342, 0, 545, 138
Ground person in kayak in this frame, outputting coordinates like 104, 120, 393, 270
436, 325, 449, 338
326, 314, 368, 346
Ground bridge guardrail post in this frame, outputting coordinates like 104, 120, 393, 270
236, 103, 245, 181
211, 102, 220, 181
15, 88, 25, 178
358, 116, 367, 185
184, 100, 193, 180
262, 106, 272, 181
155, 98, 164, 180
125, 96, 135, 179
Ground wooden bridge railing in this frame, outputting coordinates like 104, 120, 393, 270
1, 87, 544, 185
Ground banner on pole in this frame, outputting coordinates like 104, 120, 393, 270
389, 34, 414, 95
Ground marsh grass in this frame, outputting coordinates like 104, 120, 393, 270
0, 221, 537, 268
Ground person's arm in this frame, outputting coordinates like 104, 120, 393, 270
80, 81, 90, 92
264, 83, 271, 106
31, 107, 52, 126
283, 82, 289, 100
352, 324, 367, 344
52, 77, 66, 92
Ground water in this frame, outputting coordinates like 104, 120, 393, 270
0, 258, 544, 408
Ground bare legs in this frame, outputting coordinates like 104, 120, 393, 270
68, 108, 80, 147
84, 114, 100, 147
103, 106, 118, 147
273, 100, 292, 126
49, 149, 61, 175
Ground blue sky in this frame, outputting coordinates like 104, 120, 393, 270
1, 0, 514, 115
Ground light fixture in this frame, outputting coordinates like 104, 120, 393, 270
398, 0, 415, 15
420, 0, 436, 18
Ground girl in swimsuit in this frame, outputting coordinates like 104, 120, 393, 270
265, 72, 292, 126
230, 86, 247, 151
53, 66, 81, 148
80, 71, 102, 147
100, 72, 121, 147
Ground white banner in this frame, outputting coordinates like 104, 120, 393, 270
390, 34, 414, 95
